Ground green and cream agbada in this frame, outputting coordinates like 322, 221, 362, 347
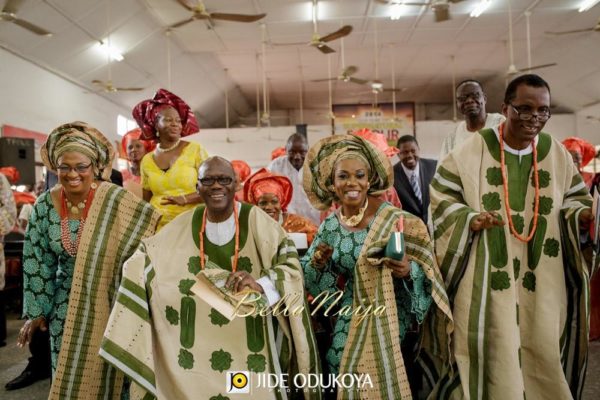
423, 124, 596, 399
100, 203, 322, 400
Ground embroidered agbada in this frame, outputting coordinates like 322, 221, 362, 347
0, 173, 17, 291
21, 182, 160, 399
100, 203, 322, 400
438, 113, 505, 161
303, 204, 452, 399
426, 127, 595, 400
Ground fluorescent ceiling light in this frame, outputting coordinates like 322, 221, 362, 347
371, 81, 383, 90
470, 0, 492, 18
97, 41, 124, 62
578, 0, 600, 12
390, 3, 406, 20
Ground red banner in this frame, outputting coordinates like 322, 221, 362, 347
1, 124, 47, 146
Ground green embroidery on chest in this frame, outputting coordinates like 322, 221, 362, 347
511, 214, 525, 234
534, 169, 551, 188
209, 395, 230, 400
178, 348, 194, 369
522, 271, 536, 292
210, 308, 230, 327
247, 354, 266, 372
527, 216, 547, 270
486, 167, 503, 186
537, 196, 553, 215
491, 270, 510, 291
482, 192, 501, 211
180, 297, 196, 349
188, 256, 201, 275
165, 305, 179, 325
504, 152, 532, 212
487, 225, 507, 268
179, 279, 195, 295
237, 256, 253, 273
210, 349, 233, 372
513, 258, 521, 280
246, 316, 265, 352
543, 238, 559, 257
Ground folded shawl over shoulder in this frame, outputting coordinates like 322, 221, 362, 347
48, 182, 160, 400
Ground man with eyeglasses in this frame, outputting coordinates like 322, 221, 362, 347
424, 74, 596, 399
101, 156, 322, 399
438, 79, 505, 160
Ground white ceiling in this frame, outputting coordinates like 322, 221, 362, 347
1, 0, 600, 127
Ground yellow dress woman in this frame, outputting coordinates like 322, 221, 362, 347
133, 89, 209, 229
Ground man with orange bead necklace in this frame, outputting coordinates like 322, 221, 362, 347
423, 74, 596, 399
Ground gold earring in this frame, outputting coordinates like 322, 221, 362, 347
156, 130, 160, 138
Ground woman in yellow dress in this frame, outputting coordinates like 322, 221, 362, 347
132, 89, 209, 229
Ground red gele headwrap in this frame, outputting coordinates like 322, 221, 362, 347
0, 167, 20, 184
244, 168, 293, 212
562, 137, 596, 168
231, 160, 251, 183
271, 146, 286, 160
353, 128, 399, 158
121, 128, 156, 157
131, 88, 199, 141
13, 191, 36, 205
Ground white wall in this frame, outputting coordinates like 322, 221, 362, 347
0, 47, 129, 144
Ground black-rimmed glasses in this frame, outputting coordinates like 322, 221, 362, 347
510, 104, 551, 122
199, 176, 234, 186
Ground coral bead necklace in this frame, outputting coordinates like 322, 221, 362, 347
60, 184, 96, 256
499, 123, 540, 243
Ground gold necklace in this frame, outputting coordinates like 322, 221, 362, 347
339, 198, 369, 227
64, 182, 97, 215
156, 139, 181, 153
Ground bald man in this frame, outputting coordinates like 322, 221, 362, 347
101, 157, 322, 399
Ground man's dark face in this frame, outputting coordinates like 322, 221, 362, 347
287, 140, 308, 170
197, 159, 237, 217
501, 84, 550, 145
399, 141, 419, 170
456, 82, 486, 118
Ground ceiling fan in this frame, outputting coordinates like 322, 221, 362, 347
0, 0, 52, 36
505, 4, 556, 77
170, 0, 266, 29
91, 1, 143, 93
92, 80, 144, 93
272, 0, 352, 54
545, 18, 600, 35
312, 66, 368, 85
375, 0, 465, 23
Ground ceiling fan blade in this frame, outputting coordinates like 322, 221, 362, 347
270, 41, 307, 47
175, 0, 198, 12
449, 0, 467, 3
349, 77, 368, 85
91, 80, 105, 86
344, 65, 358, 76
545, 28, 595, 35
169, 16, 197, 29
320, 25, 353, 43
2, 0, 24, 14
115, 87, 145, 92
519, 63, 557, 72
433, 6, 450, 23
383, 87, 407, 92
316, 44, 336, 54
311, 78, 337, 82
210, 12, 266, 23
10, 17, 52, 36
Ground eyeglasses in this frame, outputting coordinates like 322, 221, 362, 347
510, 104, 551, 122
199, 176, 234, 186
57, 163, 92, 174
456, 92, 482, 102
